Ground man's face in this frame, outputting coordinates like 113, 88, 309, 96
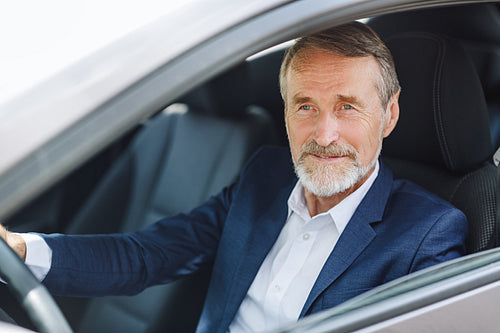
284, 48, 398, 197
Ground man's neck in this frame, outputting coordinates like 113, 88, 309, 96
304, 167, 375, 217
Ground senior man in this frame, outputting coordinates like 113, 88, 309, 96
1, 22, 467, 332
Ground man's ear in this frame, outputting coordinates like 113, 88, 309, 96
382, 91, 400, 138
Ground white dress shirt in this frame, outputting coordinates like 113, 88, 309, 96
19, 162, 379, 333
17, 232, 52, 281
228, 161, 379, 332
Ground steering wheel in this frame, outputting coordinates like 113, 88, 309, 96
0, 238, 72, 333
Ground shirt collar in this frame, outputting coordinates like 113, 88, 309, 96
287, 160, 380, 234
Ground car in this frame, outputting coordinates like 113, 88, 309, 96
0, 0, 499, 332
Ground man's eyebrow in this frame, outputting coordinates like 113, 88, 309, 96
291, 95, 313, 106
290, 94, 367, 108
337, 94, 366, 108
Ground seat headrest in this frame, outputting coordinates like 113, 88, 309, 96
369, 4, 500, 44
382, 33, 492, 173
369, 4, 500, 100
177, 62, 252, 117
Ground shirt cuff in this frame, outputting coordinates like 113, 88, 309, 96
16, 233, 52, 281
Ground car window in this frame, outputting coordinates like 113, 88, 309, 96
1, 1, 499, 332
273, 248, 500, 332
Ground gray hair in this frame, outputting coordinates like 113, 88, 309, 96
279, 21, 400, 110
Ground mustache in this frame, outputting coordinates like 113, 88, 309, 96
299, 141, 358, 161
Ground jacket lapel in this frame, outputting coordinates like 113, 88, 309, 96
300, 160, 394, 317
218, 152, 297, 330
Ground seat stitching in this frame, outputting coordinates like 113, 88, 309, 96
431, 35, 455, 170
449, 171, 473, 203
202, 121, 237, 198
124, 114, 179, 231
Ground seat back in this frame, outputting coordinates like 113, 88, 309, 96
61, 62, 276, 332
381, 32, 497, 253
369, 3, 500, 150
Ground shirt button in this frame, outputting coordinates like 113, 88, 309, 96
303, 233, 310, 240
275, 284, 281, 292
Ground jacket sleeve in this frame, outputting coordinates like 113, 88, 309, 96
409, 208, 468, 273
41, 183, 236, 297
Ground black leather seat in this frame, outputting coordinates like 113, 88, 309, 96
381, 32, 497, 253
59, 63, 276, 332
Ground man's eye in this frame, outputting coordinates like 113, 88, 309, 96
341, 104, 353, 110
300, 105, 312, 111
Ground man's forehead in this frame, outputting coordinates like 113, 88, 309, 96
289, 47, 377, 72
288, 52, 377, 84
286, 49, 381, 90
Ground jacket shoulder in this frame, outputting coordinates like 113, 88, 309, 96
383, 174, 468, 247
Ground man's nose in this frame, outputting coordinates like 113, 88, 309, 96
313, 112, 340, 146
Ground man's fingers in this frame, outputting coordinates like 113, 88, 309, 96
0, 224, 26, 261
0, 224, 8, 241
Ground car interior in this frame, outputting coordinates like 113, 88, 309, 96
1, 2, 499, 332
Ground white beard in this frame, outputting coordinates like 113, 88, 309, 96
293, 141, 381, 197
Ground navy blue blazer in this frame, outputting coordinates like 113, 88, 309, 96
41, 146, 468, 333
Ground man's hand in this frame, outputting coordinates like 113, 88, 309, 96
0, 224, 26, 261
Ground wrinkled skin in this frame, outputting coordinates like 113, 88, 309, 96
284, 48, 400, 216
0, 224, 26, 261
